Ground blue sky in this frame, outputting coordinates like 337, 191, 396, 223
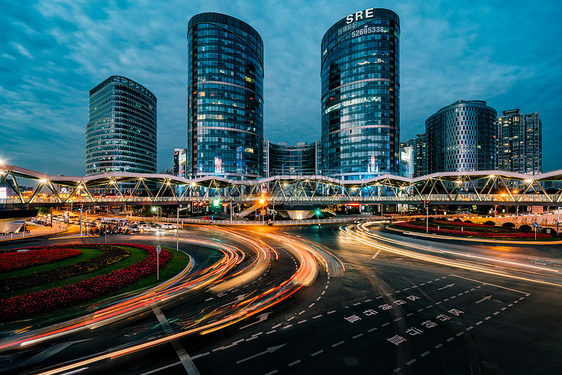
1, 0, 561, 175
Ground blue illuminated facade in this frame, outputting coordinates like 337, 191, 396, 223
187, 13, 264, 179
321, 8, 400, 180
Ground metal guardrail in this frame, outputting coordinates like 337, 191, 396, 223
0, 224, 68, 241
126, 216, 369, 226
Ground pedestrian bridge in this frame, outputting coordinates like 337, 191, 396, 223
1, 164, 561, 207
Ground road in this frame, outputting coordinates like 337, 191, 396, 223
0, 223, 561, 374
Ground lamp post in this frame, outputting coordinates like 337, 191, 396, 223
176, 206, 190, 252
152, 206, 160, 223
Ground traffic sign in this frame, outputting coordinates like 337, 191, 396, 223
532, 222, 539, 228
156, 244, 161, 254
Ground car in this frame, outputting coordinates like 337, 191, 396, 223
160, 223, 174, 229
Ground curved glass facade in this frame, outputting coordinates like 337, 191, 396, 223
86, 75, 157, 175
187, 13, 264, 179
321, 8, 400, 180
265, 141, 319, 177
425, 100, 497, 173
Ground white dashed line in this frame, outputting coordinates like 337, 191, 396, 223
420, 351, 430, 357
327, 310, 336, 315
485, 316, 491, 320
332, 341, 345, 347
446, 337, 454, 342
299, 310, 306, 315
435, 344, 443, 349
287, 317, 295, 321
382, 322, 390, 327
352, 333, 364, 339
353, 302, 361, 306
298, 320, 307, 324
264, 370, 278, 375
501, 307, 507, 311
266, 330, 276, 335
493, 311, 500, 315
435, 301, 442, 305
456, 332, 464, 337
406, 359, 416, 366
365, 299, 372, 303
309, 303, 315, 308
394, 317, 402, 322
272, 324, 282, 329
476, 321, 483, 325
283, 325, 293, 329
466, 326, 473, 331
406, 313, 414, 317
288, 360, 301, 367
311, 350, 324, 357
368, 327, 378, 332
313, 315, 322, 319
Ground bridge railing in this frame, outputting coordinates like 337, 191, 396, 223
3, 194, 561, 205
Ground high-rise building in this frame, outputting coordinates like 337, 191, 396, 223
425, 100, 497, 173
321, 8, 400, 180
399, 139, 414, 178
173, 148, 187, 177
86, 75, 157, 176
263, 141, 320, 177
187, 13, 264, 179
412, 133, 428, 177
497, 109, 542, 174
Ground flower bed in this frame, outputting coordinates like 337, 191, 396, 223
394, 221, 551, 239
0, 248, 82, 273
433, 220, 494, 228
0, 243, 171, 322
0, 245, 130, 293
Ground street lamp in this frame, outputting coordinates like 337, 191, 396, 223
177, 206, 190, 252
152, 206, 160, 223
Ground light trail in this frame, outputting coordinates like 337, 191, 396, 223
342, 222, 562, 288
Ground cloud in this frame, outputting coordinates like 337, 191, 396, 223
1, 0, 561, 175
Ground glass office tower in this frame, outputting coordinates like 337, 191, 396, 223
425, 100, 497, 173
321, 8, 400, 180
187, 13, 264, 179
86, 75, 157, 175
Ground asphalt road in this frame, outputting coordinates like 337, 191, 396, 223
1, 224, 561, 375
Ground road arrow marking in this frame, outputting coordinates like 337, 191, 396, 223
476, 295, 493, 304
239, 313, 270, 330
221, 294, 246, 307
438, 283, 455, 290
236, 344, 287, 364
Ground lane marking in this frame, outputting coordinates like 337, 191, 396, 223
406, 359, 416, 366
450, 274, 531, 296
372, 249, 382, 259
446, 337, 454, 342
311, 350, 324, 357
265, 371, 278, 375
288, 360, 301, 367
420, 351, 430, 357
435, 344, 443, 349
352, 333, 364, 339
152, 305, 200, 375
141, 361, 182, 375
313, 315, 322, 319
332, 341, 345, 347
368, 327, 378, 332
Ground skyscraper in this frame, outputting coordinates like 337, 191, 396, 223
497, 109, 542, 174
321, 8, 400, 180
187, 13, 264, 179
86, 75, 157, 175
425, 100, 497, 173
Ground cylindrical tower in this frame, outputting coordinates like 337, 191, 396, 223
86, 75, 157, 176
425, 100, 497, 173
321, 8, 400, 180
187, 13, 264, 179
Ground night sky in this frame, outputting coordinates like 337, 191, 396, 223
1, 0, 561, 176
